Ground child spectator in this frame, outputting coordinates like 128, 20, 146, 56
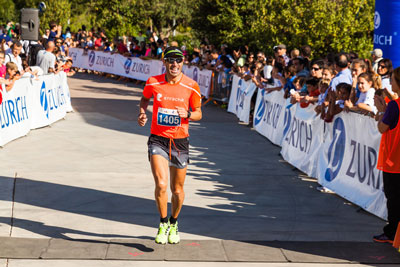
3, 62, 20, 91
283, 64, 297, 98
63, 59, 75, 76
327, 83, 352, 118
315, 79, 330, 115
300, 77, 320, 108
290, 76, 306, 104
345, 72, 377, 114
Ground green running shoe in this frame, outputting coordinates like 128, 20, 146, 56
168, 221, 180, 244
155, 222, 169, 244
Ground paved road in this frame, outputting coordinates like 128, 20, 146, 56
0, 73, 399, 266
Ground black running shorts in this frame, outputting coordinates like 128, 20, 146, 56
147, 134, 189, 169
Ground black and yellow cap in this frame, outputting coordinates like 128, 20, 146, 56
162, 46, 184, 59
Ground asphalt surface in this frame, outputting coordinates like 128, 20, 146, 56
0, 72, 399, 266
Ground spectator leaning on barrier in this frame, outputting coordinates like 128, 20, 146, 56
36, 41, 56, 74
373, 66, 400, 244
372, 48, 383, 73
310, 59, 324, 79
327, 82, 352, 118
344, 72, 377, 114
4, 62, 20, 91
293, 57, 309, 77
5, 42, 23, 73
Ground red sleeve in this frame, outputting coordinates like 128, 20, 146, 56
143, 78, 154, 99
189, 82, 202, 109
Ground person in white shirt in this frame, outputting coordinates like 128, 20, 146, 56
4, 42, 23, 73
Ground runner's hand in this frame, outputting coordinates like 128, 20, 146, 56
138, 113, 147, 126
176, 106, 188, 118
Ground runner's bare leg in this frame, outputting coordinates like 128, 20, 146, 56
170, 166, 187, 218
150, 155, 169, 218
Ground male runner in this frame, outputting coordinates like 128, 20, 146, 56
137, 46, 202, 244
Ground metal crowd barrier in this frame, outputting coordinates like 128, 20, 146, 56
210, 71, 232, 103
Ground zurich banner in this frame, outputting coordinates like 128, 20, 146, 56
374, 0, 400, 67
0, 72, 73, 147
247, 87, 386, 219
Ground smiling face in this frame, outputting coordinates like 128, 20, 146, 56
358, 77, 372, 93
163, 56, 184, 78
310, 64, 322, 78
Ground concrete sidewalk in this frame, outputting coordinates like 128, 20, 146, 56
0, 73, 399, 266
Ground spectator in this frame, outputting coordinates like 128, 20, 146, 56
344, 72, 377, 114
300, 45, 312, 69
3, 62, 20, 91
300, 77, 320, 108
247, 52, 255, 65
373, 66, 400, 245
135, 31, 145, 43
4, 42, 23, 72
274, 44, 289, 65
48, 22, 61, 42
36, 41, 56, 74
310, 59, 324, 79
293, 57, 309, 77
330, 53, 352, 91
372, 48, 383, 73
290, 48, 300, 60
283, 64, 297, 98
377, 58, 397, 100
328, 82, 352, 117
290, 76, 306, 104
315, 79, 330, 115
63, 59, 75, 76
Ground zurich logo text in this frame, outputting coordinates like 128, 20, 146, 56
325, 117, 346, 182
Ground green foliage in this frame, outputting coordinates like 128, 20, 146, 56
191, 0, 375, 58
39, 0, 71, 33
0, 0, 17, 25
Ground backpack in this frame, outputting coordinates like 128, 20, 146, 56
29, 44, 45, 66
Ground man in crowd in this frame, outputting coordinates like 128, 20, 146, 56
293, 57, 309, 77
274, 44, 290, 65
372, 48, 383, 73
36, 41, 56, 74
4, 42, 23, 73
330, 53, 353, 91
48, 22, 61, 42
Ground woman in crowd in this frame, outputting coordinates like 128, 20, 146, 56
310, 59, 324, 79
377, 58, 398, 100
373, 66, 400, 244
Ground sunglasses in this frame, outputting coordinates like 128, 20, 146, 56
378, 65, 386, 69
165, 57, 183, 64
312, 67, 320, 71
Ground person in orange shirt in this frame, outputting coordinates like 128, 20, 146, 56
138, 46, 202, 244
373, 66, 400, 244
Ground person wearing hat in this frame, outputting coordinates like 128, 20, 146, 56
274, 44, 289, 65
137, 46, 202, 244
372, 48, 383, 73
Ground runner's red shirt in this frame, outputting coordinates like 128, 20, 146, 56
143, 74, 201, 139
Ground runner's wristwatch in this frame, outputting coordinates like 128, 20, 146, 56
186, 110, 191, 119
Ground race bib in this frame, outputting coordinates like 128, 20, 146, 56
157, 107, 181, 126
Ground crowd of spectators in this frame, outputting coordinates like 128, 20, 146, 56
0, 20, 398, 124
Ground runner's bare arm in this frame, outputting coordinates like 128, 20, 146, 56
138, 96, 150, 126
176, 106, 202, 121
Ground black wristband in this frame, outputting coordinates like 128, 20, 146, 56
186, 110, 191, 119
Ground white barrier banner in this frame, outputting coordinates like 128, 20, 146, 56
236, 81, 257, 124
29, 73, 73, 129
0, 82, 31, 145
280, 104, 324, 178
69, 48, 163, 82
317, 112, 386, 219
182, 65, 212, 98
227, 76, 257, 124
253, 89, 289, 146
0, 72, 72, 147
227, 75, 241, 114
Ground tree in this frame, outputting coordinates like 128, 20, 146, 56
191, 0, 374, 58
0, 0, 17, 25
